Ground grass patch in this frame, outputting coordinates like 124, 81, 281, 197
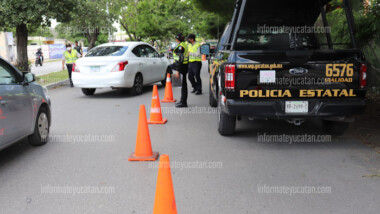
36, 70, 69, 86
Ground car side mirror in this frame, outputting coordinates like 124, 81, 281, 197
159, 53, 165, 58
23, 72, 35, 85
200, 44, 211, 55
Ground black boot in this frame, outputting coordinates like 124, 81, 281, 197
191, 88, 197, 93
175, 102, 188, 108
195, 90, 202, 95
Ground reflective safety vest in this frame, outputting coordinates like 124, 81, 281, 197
173, 42, 189, 65
64, 49, 78, 64
188, 42, 202, 62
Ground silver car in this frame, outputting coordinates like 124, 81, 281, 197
0, 57, 51, 149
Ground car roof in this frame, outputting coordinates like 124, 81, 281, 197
97, 42, 147, 47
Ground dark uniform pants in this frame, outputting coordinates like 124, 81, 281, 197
179, 64, 189, 104
188, 61, 202, 92
66, 64, 73, 86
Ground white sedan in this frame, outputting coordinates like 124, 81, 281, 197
72, 42, 171, 96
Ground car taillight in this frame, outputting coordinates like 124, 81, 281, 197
225, 64, 236, 90
111, 61, 128, 72
72, 63, 80, 72
360, 64, 367, 89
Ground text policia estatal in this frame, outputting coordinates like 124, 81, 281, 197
240, 89, 356, 98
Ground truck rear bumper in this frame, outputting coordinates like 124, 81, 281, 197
224, 98, 367, 118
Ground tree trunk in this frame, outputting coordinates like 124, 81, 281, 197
369, 42, 380, 67
16, 24, 29, 72
120, 22, 134, 41
86, 28, 100, 51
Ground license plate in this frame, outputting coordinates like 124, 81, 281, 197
259, 70, 276, 84
90, 66, 100, 72
285, 101, 308, 113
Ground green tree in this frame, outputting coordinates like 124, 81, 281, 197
327, 0, 380, 66
58, 0, 116, 50
114, 0, 225, 47
115, 0, 190, 43
193, 0, 235, 17
29, 26, 54, 37
0, 0, 75, 71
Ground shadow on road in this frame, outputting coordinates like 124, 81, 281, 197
225, 117, 363, 149
0, 139, 33, 168
80, 85, 164, 99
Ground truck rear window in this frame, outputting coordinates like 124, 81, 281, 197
235, 26, 320, 50
235, 0, 330, 51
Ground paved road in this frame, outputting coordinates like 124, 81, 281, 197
1, 62, 379, 214
31, 60, 62, 76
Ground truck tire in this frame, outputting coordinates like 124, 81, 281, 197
82, 88, 96, 96
28, 107, 50, 146
209, 84, 217, 107
322, 120, 350, 135
218, 96, 236, 136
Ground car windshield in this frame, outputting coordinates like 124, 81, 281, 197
86, 46, 128, 57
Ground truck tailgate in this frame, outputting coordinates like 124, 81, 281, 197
234, 50, 367, 100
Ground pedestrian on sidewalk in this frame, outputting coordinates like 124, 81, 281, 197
62, 44, 80, 87
74, 41, 83, 57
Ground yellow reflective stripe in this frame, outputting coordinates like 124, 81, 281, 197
189, 42, 201, 62
173, 42, 189, 64
64, 50, 78, 63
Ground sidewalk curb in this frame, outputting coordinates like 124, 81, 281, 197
45, 79, 70, 90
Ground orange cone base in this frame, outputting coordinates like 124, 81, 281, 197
161, 99, 176, 103
148, 118, 168, 124
128, 152, 159, 161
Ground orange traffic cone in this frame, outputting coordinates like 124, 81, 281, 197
202, 54, 206, 61
161, 74, 176, 103
148, 85, 167, 124
128, 105, 159, 161
153, 155, 177, 214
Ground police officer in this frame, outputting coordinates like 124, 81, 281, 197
62, 44, 80, 87
171, 33, 189, 108
187, 34, 202, 95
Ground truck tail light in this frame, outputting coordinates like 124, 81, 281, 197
111, 61, 128, 72
72, 63, 80, 72
225, 64, 236, 90
359, 64, 367, 89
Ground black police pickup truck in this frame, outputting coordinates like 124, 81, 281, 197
208, 0, 369, 136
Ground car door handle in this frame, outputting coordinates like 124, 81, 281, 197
0, 100, 8, 105
139, 63, 143, 66
153, 62, 156, 64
